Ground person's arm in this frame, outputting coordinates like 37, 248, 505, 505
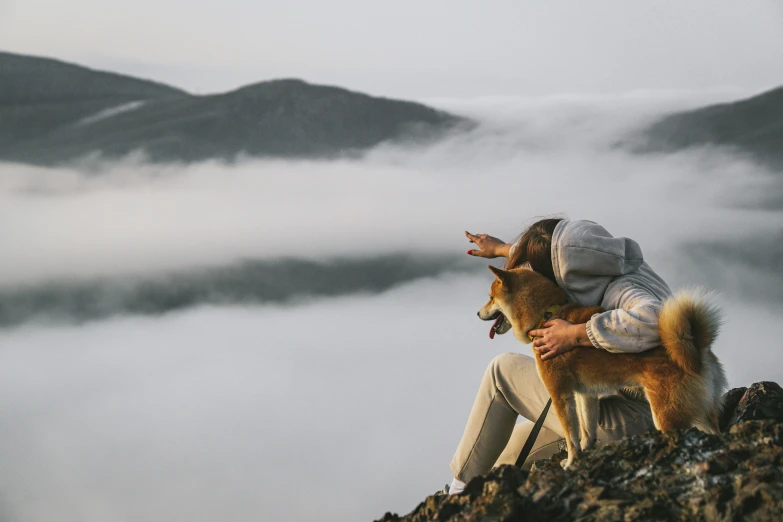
584, 284, 663, 353
529, 320, 593, 361
529, 284, 663, 357
464, 231, 514, 258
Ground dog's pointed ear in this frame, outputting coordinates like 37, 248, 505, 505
488, 265, 511, 285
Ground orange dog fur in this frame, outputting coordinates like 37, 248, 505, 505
478, 266, 727, 469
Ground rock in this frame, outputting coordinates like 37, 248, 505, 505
378, 382, 783, 522
376, 466, 534, 522
719, 386, 747, 432
727, 382, 783, 426
528, 459, 549, 474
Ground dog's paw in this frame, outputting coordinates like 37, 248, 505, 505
560, 458, 574, 470
580, 437, 596, 451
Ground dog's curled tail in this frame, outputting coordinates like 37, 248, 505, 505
659, 289, 723, 375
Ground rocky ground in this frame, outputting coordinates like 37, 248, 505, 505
377, 382, 783, 522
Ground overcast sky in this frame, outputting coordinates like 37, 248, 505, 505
2, 0, 782, 98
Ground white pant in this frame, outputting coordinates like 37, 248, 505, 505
450, 352, 655, 481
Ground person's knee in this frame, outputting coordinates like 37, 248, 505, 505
487, 352, 518, 381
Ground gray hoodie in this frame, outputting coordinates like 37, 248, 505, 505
550, 220, 672, 353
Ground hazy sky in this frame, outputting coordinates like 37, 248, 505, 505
2, 1, 783, 97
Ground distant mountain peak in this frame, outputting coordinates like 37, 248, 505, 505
0, 51, 466, 166
0, 50, 187, 104
637, 85, 783, 169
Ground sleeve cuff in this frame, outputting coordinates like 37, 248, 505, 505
585, 315, 603, 349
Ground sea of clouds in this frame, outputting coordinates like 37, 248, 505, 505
0, 90, 781, 522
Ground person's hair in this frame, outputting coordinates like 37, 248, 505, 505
505, 218, 563, 283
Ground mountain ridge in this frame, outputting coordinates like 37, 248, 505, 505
3, 51, 781, 168
636, 85, 783, 168
0, 51, 187, 104
0, 51, 466, 165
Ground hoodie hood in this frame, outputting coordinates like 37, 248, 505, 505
551, 220, 645, 306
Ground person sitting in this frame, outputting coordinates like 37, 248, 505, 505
447, 217, 671, 495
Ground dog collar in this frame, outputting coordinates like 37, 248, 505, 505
527, 304, 562, 341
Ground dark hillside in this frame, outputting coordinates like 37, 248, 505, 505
0, 52, 186, 146
639, 86, 783, 169
0, 51, 185, 105
0, 52, 465, 165
5, 79, 462, 164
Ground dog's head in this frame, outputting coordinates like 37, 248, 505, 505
478, 266, 568, 343
478, 265, 516, 339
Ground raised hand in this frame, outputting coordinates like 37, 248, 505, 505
465, 231, 512, 258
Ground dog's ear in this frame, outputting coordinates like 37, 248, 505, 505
488, 265, 511, 286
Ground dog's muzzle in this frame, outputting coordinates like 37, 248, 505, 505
479, 310, 511, 339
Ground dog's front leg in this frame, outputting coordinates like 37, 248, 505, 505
551, 394, 581, 470
575, 393, 599, 451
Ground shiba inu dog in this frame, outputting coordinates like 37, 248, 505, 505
478, 265, 727, 469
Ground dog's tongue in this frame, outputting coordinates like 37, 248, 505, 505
489, 315, 503, 339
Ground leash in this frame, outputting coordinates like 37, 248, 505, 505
515, 398, 552, 467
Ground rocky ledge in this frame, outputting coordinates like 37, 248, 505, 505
378, 382, 783, 522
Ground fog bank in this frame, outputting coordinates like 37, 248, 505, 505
0, 255, 474, 328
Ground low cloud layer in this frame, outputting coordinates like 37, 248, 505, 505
1, 92, 781, 522
0, 254, 475, 328
1, 89, 778, 285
